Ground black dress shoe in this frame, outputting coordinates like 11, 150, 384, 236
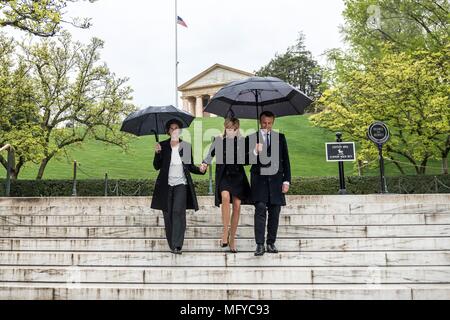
254, 244, 265, 256
266, 244, 278, 253
220, 232, 230, 248
220, 240, 228, 248
171, 248, 182, 255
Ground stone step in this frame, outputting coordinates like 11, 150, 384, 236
0, 251, 448, 267
1, 203, 449, 216
0, 194, 448, 301
1, 237, 449, 252
0, 266, 448, 285
1, 213, 449, 226
0, 282, 449, 300
1, 225, 449, 238
1, 194, 448, 206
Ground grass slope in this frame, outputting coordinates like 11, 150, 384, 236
2, 116, 445, 180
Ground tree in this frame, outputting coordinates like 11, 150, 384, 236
342, 0, 450, 58
312, 0, 450, 174
255, 33, 325, 103
311, 45, 450, 175
0, 0, 96, 37
0, 32, 136, 179
0, 33, 46, 179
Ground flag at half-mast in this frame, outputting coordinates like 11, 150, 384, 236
177, 16, 188, 28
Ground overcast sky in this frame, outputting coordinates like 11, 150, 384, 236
7, 0, 347, 109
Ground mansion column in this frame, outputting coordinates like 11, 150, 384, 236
181, 97, 189, 113
195, 96, 203, 117
189, 98, 196, 115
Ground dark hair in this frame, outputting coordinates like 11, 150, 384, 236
260, 111, 275, 120
165, 119, 183, 134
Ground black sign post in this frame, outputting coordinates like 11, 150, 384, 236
336, 133, 346, 194
368, 122, 390, 194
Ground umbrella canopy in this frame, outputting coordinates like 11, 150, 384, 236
120, 105, 194, 142
204, 76, 313, 119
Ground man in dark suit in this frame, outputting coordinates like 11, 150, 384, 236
245, 111, 291, 256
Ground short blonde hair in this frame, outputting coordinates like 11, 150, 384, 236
223, 117, 240, 137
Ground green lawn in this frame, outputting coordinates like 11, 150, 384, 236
2, 115, 446, 180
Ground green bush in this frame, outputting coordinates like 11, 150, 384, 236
1, 175, 449, 197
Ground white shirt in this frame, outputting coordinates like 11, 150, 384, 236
168, 145, 187, 186
253, 130, 271, 156
253, 129, 290, 186
262, 129, 271, 145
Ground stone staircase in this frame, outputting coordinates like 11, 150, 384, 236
0, 194, 449, 300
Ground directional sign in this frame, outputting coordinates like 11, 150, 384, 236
326, 142, 356, 162
368, 122, 390, 145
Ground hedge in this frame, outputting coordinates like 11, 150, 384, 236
1, 175, 449, 197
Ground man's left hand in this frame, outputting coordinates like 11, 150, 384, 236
282, 184, 289, 194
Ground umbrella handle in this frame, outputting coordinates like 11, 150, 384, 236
257, 120, 260, 144
255, 90, 260, 144
153, 130, 159, 143
154, 114, 159, 143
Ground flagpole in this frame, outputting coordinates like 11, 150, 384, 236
175, 0, 179, 108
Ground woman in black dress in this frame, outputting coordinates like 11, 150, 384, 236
201, 117, 252, 253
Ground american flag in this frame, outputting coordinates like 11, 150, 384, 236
177, 16, 188, 28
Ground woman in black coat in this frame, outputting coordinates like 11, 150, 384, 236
151, 119, 206, 254
201, 117, 252, 253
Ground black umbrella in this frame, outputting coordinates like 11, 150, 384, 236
120, 105, 195, 142
204, 76, 313, 140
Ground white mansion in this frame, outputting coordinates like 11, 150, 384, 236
178, 63, 254, 118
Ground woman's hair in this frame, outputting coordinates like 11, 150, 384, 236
165, 119, 183, 134
223, 117, 241, 138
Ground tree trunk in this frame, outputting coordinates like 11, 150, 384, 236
8, 168, 18, 180
357, 160, 363, 176
36, 158, 49, 180
0, 156, 7, 172
441, 136, 450, 175
1, 151, 18, 180
443, 156, 449, 175
12, 157, 26, 180
389, 156, 406, 175
419, 158, 428, 175
392, 161, 406, 175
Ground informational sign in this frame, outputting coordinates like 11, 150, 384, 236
368, 122, 390, 145
326, 142, 356, 162
367, 122, 390, 193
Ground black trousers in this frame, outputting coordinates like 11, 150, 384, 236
254, 201, 281, 246
162, 184, 187, 250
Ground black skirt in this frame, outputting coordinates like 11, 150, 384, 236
218, 165, 247, 200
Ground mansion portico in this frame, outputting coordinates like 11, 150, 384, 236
178, 63, 254, 117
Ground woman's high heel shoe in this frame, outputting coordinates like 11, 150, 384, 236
220, 232, 230, 248
229, 237, 237, 253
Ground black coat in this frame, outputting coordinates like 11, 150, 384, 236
245, 131, 291, 206
151, 139, 205, 211
204, 136, 252, 207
